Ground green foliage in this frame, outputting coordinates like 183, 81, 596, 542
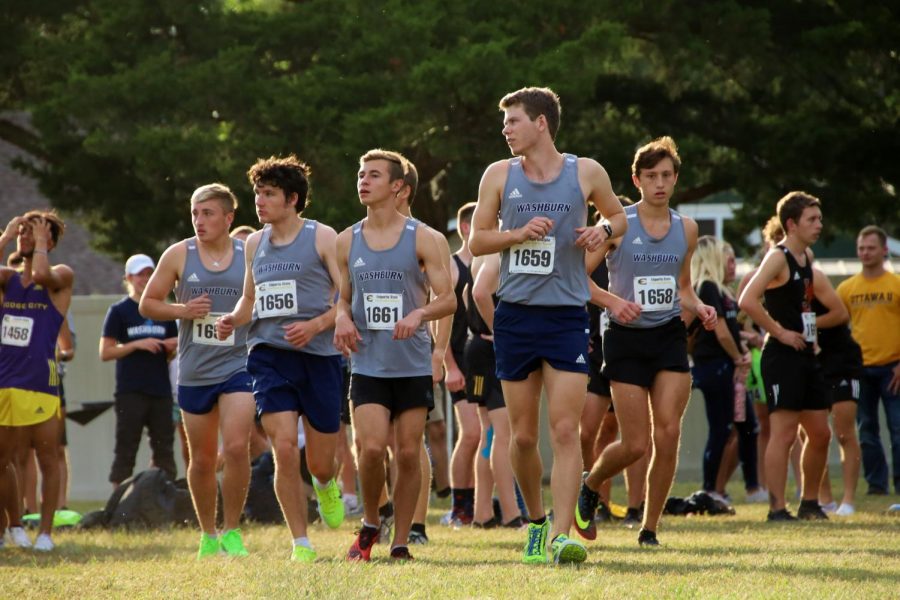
2, 0, 897, 258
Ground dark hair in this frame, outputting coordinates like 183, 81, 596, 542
359, 148, 408, 183
23, 209, 65, 247
499, 87, 562, 140
247, 155, 311, 213
632, 136, 681, 177
403, 160, 419, 205
776, 191, 821, 231
858, 225, 887, 247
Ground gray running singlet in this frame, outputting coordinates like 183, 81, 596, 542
175, 237, 247, 386
348, 218, 431, 378
498, 153, 589, 307
607, 203, 687, 328
246, 220, 338, 356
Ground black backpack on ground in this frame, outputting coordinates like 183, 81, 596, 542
80, 468, 196, 530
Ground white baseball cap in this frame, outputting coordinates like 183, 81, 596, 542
124, 254, 155, 275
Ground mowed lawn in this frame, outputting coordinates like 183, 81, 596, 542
3, 485, 899, 599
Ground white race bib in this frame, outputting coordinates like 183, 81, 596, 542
364, 293, 402, 331
193, 313, 234, 346
509, 237, 555, 275
634, 275, 676, 312
1, 314, 34, 347
801, 311, 817, 344
256, 280, 298, 318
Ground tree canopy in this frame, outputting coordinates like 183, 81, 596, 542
2, 0, 897, 258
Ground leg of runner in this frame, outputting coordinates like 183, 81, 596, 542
391, 407, 428, 549
489, 406, 521, 524
473, 406, 495, 524
261, 412, 307, 538
218, 393, 255, 531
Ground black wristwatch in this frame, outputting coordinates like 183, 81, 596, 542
601, 222, 613, 238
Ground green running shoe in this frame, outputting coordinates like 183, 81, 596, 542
291, 544, 317, 563
522, 520, 549, 564
314, 478, 345, 529
551, 534, 587, 564
219, 529, 249, 557
197, 532, 220, 560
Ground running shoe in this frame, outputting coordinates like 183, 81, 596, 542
637, 528, 659, 547
219, 529, 249, 557
797, 501, 828, 520
408, 529, 429, 545
7, 526, 32, 548
473, 516, 500, 529
622, 507, 643, 529
574, 474, 599, 540
376, 503, 394, 543
314, 478, 345, 529
33, 533, 54, 552
503, 516, 528, 529
745, 488, 769, 504
766, 508, 798, 522
347, 525, 380, 562
835, 503, 855, 517
595, 500, 613, 523
291, 545, 317, 563
342, 494, 363, 517
390, 546, 414, 561
522, 520, 549, 564
550, 534, 587, 564
820, 501, 838, 514
197, 532, 221, 559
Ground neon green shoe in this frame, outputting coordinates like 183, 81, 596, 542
551, 534, 587, 564
291, 544, 317, 563
314, 478, 345, 529
219, 529, 249, 557
522, 520, 549, 564
197, 533, 220, 559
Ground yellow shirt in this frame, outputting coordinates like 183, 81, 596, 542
837, 271, 900, 366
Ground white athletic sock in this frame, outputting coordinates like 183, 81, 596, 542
313, 477, 330, 490
362, 520, 379, 530
293, 536, 312, 549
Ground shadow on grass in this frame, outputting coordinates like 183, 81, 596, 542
594, 555, 900, 584
0, 542, 179, 567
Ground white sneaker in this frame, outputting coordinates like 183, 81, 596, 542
8, 527, 32, 548
33, 533, 54, 552
821, 501, 838, 514
342, 494, 363, 516
708, 491, 732, 506
835, 503, 855, 516
745, 489, 768, 503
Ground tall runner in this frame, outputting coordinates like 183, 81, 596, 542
217, 155, 345, 562
0, 211, 73, 551
739, 191, 835, 521
574, 137, 716, 547
334, 149, 456, 562
469, 87, 627, 564
140, 183, 256, 558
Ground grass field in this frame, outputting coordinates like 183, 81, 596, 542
3, 481, 899, 599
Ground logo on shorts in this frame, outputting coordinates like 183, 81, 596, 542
187, 273, 200, 282
508, 188, 523, 199
354, 257, 366, 268
35, 406, 44, 414
575, 354, 586, 365
632, 236, 643, 245
772, 384, 780, 406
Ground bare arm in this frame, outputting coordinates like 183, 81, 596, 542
216, 231, 262, 340
679, 218, 716, 330
738, 249, 806, 351
812, 267, 848, 329
472, 253, 500, 332
468, 161, 553, 256
578, 159, 627, 250
393, 226, 457, 340
99, 335, 166, 361
139, 242, 211, 321
332, 228, 361, 354
0, 217, 25, 287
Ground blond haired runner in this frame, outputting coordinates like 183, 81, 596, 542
141, 183, 256, 558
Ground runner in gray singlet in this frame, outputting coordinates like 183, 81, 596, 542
334, 149, 456, 562
140, 183, 256, 558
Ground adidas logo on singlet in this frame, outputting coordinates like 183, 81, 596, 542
794, 272, 800, 280
187, 273, 200, 283
354, 257, 366, 268
508, 188, 523, 199
575, 354, 586, 365
632, 236, 643, 245
258, 250, 266, 258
